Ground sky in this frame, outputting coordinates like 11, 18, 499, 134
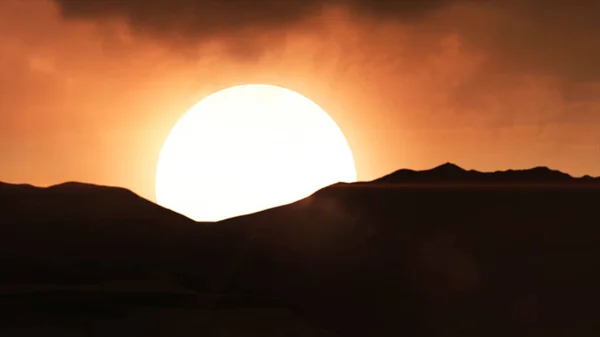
1, 0, 599, 202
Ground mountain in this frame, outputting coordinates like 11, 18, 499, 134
1, 164, 600, 336
372, 162, 595, 184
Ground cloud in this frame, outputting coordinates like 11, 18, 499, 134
52, 0, 463, 50
51, 0, 600, 83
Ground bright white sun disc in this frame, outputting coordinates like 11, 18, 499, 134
156, 84, 356, 222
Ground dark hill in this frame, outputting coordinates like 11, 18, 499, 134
1, 164, 600, 336
0, 181, 223, 285
372, 162, 594, 185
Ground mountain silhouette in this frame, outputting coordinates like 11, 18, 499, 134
1, 164, 600, 336
373, 162, 584, 184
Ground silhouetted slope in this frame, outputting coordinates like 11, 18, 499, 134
1, 165, 600, 336
0, 181, 235, 285
372, 162, 595, 184
216, 165, 600, 336
1, 181, 192, 223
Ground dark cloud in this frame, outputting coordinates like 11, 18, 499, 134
52, 0, 600, 82
55, 0, 319, 39
53, 0, 460, 40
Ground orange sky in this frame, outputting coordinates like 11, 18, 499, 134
1, 0, 599, 202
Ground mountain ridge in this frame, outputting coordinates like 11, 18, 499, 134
371, 162, 598, 184
2, 162, 597, 195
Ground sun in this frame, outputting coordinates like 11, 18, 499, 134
155, 84, 356, 222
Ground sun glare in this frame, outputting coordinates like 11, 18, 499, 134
155, 84, 356, 221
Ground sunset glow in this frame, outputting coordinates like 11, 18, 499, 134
155, 84, 356, 221
1, 0, 599, 203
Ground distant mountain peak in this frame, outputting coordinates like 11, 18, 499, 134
431, 162, 465, 172
47, 181, 138, 196
372, 163, 596, 184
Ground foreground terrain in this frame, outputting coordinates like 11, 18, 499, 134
1, 163, 599, 336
